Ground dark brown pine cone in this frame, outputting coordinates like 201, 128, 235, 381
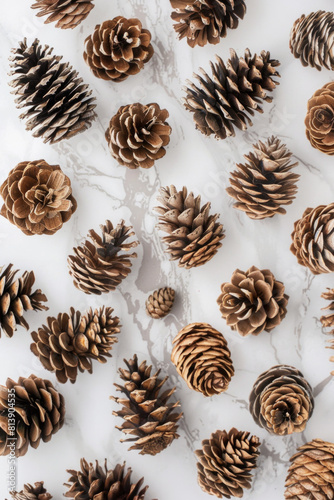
146, 287, 175, 319
249, 365, 314, 436
217, 266, 289, 336
31, 0, 94, 29
83, 17, 154, 82
320, 288, 334, 376
305, 82, 334, 155
9, 482, 52, 500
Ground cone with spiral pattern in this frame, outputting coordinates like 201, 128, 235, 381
146, 287, 175, 319
31, 0, 94, 29
320, 288, 334, 376
9, 482, 52, 500
305, 82, 334, 155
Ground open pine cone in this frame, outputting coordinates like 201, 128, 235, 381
249, 365, 314, 436
305, 82, 334, 155
9, 482, 52, 500
320, 288, 334, 376
31, 0, 94, 29
146, 287, 175, 319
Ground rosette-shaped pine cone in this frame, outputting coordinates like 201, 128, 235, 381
9, 482, 52, 500
68, 219, 139, 295
291, 203, 334, 274
155, 185, 224, 269
171, 322, 234, 396
0, 374, 65, 457
183, 48, 280, 140
30, 306, 120, 383
285, 439, 334, 499
305, 82, 334, 155
226, 136, 299, 220
196, 428, 260, 498
249, 365, 314, 436
217, 266, 289, 336
9, 39, 96, 144
320, 288, 334, 376
31, 0, 94, 29
170, 0, 246, 48
0, 160, 77, 236
111, 354, 182, 456
83, 17, 154, 82
146, 287, 175, 319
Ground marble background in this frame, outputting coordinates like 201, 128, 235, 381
1, 0, 334, 498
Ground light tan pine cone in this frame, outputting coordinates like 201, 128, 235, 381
31, 0, 94, 29
146, 287, 175, 319
320, 288, 334, 376
9, 482, 52, 500
305, 82, 334, 155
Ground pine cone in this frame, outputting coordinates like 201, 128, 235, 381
291, 203, 334, 274
0, 264, 48, 338
68, 219, 139, 295
170, 0, 246, 48
183, 49, 280, 140
155, 185, 224, 269
290, 11, 334, 71
171, 322, 234, 396
111, 354, 182, 456
105, 103, 172, 169
0, 160, 77, 236
196, 428, 260, 498
9, 482, 52, 500
83, 17, 154, 82
217, 266, 289, 336
249, 365, 314, 436
226, 136, 299, 220
31, 0, 94, 29
30, 306, 120, 383
320, 288, 334, 376
285, 439, 334, 499
9, 39, 96, 144
0, 374, 65, 457
305, 82, 334, 155
146, 287, 175, 319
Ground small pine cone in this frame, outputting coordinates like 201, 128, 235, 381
9, 39, 96, 144
0, 374, 65, 457
320, 288, 334, 376
111, 354, 182, 456
31, 0, 94, 29
171, 0, 246, 48
285, 439, 334, 499
226, 136, 299, 220
217, 266, 289, 336
171, 322, 234, 397
105, 103, 172, 169
10, 482, 52, 500
249, 365, 314, 436
0, 264, 48, 338
291, 203, 334, 274
146, 287, 175, 319
83, 18, 154, 82
196, 428, 260, 499
68, 219, 139, 295
183, 49, 280, 140
305, 82, 334, 155
155, 185, 225, 269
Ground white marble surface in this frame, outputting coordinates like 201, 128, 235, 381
1, 0, 334, 498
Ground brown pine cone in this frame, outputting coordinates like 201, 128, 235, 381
105, 103, 171, 169
285, 439, 334, 499
171, 0, 246, 48
171, 322, 234, 397
196, 428, 260, 498
83, 17, 154, 82
320, 288, 334, 376
31, 0, 94, 29
0, 160, 77, 236
217, 266, 289, 336
9, 482, 52, 500
226, 136, 299, 220
305, 82, 334, 155
291, 203, 334, 274
0, 374, 65, 457
249, 365, 314, 436
146, 287, 175, 319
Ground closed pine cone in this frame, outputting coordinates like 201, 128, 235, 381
9, 482, 52, 500
249, 365, 314, 436
217, 266, 289, 336
83, 17, 154, 82
226, 136, 299, 220
0, 374, 65, 457
111, 354, 182, 456
171, 322, 234, 396
196, 428, 260, 498
305, 82, 334, 155
31, 0, 94, 29
146, 287, 175, 319
171, 0, 246, 48
320, 288, 334, 376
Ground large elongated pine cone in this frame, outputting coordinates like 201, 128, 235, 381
171, 0, 246, 48
291, 203, 334, 274
146, 287, 175, 319
83, 17, 154, 82
320, 288, 334, 376
285, 439, 334, 499
196, 428, 260, 499
217, 266, 289, 336
111, 354, 182, 456
249, 365, 314, 436
155, 185, 224, 269
68, 219, 139, 295
183, 49, 280, 140
9, 482, 52, 500
171, 322, 234, 396
0, 264, 48, 338
305, 82, 334, 155
0, 160, 77, 236
9, 39, 96, 144
0, 374, 65, 457
31, 0, 94, 29
226, 136, 299, 220
31, 306, 120, 383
